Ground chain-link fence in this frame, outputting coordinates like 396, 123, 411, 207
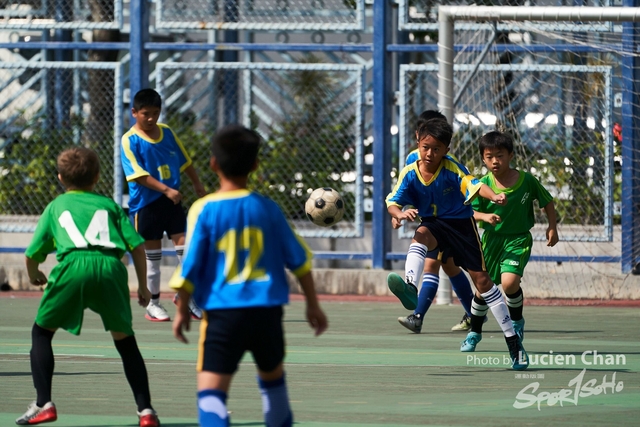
155, 61, 365, 238
155, 0, 365, 31
0, 0, 122, 29
0, 62, 123, 232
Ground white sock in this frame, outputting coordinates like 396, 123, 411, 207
174, 245, 185, 264
405, 243, 428, 287
145, 249, 162, 303
481, 285, 516, 337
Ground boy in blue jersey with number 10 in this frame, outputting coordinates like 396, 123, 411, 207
121, 88, 207, 322
170, 124, 328, 427
386, 118, 529, 370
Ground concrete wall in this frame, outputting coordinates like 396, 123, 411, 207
2, 223, 639, 299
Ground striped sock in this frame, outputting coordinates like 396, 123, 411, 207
405, 243, 428, 287
415, 273, 439, 318
175, 245, 185, 264
481, 285, 515, 337
470, 295, 488, 334
505, 288, 524, 321
145, 249, 162, 300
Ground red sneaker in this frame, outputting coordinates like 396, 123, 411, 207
138, 408, 160, 427
15, 401, 57, 425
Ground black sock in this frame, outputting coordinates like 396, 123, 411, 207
30, 323, 55, 407
505, 288, 524, 321
114, 336, 152, 412
470, 295, 488, 334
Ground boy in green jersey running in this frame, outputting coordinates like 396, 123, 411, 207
18, 147, 160, 427
460, 131, 559, 353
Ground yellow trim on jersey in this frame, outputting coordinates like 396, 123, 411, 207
291, 234, 313, 278
169, 266, 195, 293
415, 161, 444, 186
165, 125, 193, 172
129, 124, 164, 144
385, 164, 413, 208
196, 312, 208, 372
121, 131, 150, 181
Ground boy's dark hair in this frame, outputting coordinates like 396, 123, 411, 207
478, 131, 514, 157
133, 88, 162, 111
211, 125, 261, 177
57, 147, 100, 188
416, 118, 453, 147
415, 110, 447, 134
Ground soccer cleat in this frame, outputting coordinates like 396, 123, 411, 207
460, 331, 482, 352
512, 318, 525, 342
451, 313, 471, 331
137, 408, 160, 427
15, 401, 57, 425
145, 301, 170, 322
398, 313, 423, 333
173, 294, 203, 320
387, 273, 418, 310
506, 334, 529, 371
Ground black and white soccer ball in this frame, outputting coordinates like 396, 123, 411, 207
305, 187, 345, 227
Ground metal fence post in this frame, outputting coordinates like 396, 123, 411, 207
129, 0, 150, 125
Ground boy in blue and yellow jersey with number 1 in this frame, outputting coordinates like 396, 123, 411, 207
169, 125, 328, 427
386, 118, 529, 370
121, 88, 207, 323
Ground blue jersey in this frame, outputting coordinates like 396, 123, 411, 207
169, 189, 313, 310
121, 123, 192, 215
386, 158, 483, 219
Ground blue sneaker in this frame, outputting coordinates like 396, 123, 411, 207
506, 334, 529, 371
460, 331, 482, 352
387, 273, 418, 310
513, 318, 525, 342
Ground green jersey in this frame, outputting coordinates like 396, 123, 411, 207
472, 170, 553, 235
26, 191, 145, 262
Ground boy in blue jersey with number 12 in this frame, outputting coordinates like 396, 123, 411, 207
386, 118, 528, 370
170, 124, 328, 427
121, 88, 207, 322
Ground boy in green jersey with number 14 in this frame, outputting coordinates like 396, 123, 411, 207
18, 147, 159, 427
460, 131, 559, 353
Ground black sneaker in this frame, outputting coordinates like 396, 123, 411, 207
505, 334, 529, 371
398, 313, 423, 333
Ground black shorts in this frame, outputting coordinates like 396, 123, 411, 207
130, 195, 186, 240
198, 306, 285, 375
418, 217, 486, 273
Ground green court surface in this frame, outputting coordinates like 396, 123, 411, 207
1, 295, 639, 426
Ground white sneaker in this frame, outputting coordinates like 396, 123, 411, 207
145, 301, 170, 322
173, 293, 203, 320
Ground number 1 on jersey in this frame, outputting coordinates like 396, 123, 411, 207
58, 210, 116, 249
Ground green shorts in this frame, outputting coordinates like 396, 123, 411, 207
35, 251, 134, 336
481, 230, 532, 285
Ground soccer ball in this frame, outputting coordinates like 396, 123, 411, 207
305, 187, 345, 227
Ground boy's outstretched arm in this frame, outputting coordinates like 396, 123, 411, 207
25, 257, 47, 286
298, 272, 328, 336
184, 164, 207, 198
478, 183, 507, 205
130, 244, 151, 307
473, 210, 501, 226
543, 201, 559, 247
388, 205, 419, 225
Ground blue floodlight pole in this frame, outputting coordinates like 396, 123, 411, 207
222, 0, 239, 125
372, 0, 393, 269
129, 0, 150, 126
621, 0, 640, 273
